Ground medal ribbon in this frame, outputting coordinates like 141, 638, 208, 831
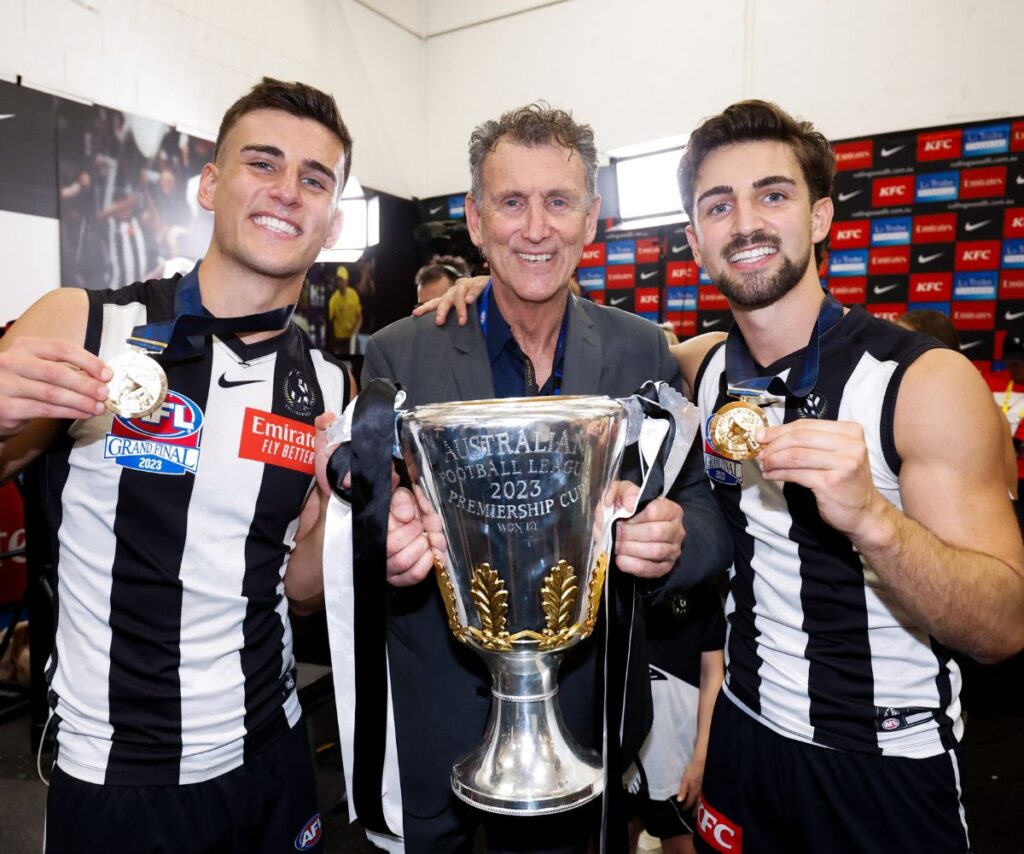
127, 261, 296, 359
725, 293, 844, 401
479, 281, 569, 395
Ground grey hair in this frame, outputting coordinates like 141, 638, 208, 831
468, 102, 599, 204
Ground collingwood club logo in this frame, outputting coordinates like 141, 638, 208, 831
283, 369, 316, 416
797, 391, 828, 419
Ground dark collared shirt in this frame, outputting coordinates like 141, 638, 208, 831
481, 292, 568, 398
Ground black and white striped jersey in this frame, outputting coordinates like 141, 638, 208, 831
42, 275, 349, 786
695, 307, 962, 758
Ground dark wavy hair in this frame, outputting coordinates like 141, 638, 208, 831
215, 77, 353, 187
678, 100, 835, 264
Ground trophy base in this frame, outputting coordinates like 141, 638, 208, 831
449, 651, 605, 816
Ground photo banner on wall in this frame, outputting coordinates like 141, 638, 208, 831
55, 99, 214, 290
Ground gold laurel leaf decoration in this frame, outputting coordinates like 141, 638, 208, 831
433, 557, 468, 645
471, 564, 509, 638
541, 560, 578, 634
580, 552, 609, 640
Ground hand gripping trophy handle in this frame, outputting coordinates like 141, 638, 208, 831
398, 384, 698, 815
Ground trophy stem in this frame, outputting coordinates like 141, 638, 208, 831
451, 650, 604, 816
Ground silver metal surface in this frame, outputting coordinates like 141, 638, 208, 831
399, 395, 627, 814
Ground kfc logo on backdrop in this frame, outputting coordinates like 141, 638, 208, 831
959, 166, 1007, 199
869, 246, 910, 275
1003, 208, 1024, 238
955, 241, 1001, 271
829, 220, 869, 248
696, 797, 743, 853
834, 140, 873, 171
605, 266, 635, 288
872, 176, 914, 206
666, 261, 699, 285
866, 303, 907, 323
913, 213, 957, 243
910, 273, 952, 301
952, 302, 996, 330
917, 129, 963, 162
828, 278, 867, 304
636, 288, 660, 311
579, 243, 606, 267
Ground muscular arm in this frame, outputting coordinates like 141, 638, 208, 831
760, 348, 1024, 663
285, 373, 358, 614
0, 288, 109, 482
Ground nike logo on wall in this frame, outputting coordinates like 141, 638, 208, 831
1005, 310, 1024, 321
837, 190, 862, 202
701, 319, 724, 328
873, 283, 900, 295
880, 145, 906, 157
429, 205, 444, 214
1017, 175, 1024, 185
671, 244, 688, 253
917, 253, 943, 264
0, 114, 15, 121
218, 373, 265, 389
959, 340, 983, 351
609, 297, 629, 306
640, 271, 658, 280
963, 220, 992, 232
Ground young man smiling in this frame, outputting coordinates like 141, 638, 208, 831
670, 100, 1024, 854
0, 78, 354, 853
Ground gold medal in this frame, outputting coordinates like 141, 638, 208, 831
709, 400, 769, 461
104, 349, 168, 419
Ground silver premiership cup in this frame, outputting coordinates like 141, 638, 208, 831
399, 395, 629, 815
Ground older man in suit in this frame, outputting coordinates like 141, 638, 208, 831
360, 103, 729, 854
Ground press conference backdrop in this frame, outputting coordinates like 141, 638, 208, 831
417, 114, 1024, 375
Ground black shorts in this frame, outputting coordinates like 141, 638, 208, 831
694, 694, 970, 854
625, 791, 696, 840
45, 719, 322, 854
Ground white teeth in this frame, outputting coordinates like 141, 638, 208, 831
517, 252, 553, 263
253, 215, 299, 236
729, 245, 777, 263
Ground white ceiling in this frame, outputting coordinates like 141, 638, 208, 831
354, 0, 570, 38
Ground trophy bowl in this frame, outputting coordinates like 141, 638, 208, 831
399, 395, 628, 815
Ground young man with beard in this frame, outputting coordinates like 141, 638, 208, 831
0, 78, 354, 853
430, 99, 1024, 854
360, 103, 731, 854
671, 100, 1024, 853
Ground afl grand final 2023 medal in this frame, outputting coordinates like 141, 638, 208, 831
709, 399, 770, 461
105, 348, 168, 419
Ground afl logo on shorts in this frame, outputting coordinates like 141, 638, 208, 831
882, 717, 901, 731
283, 369, 316, 416
294, 813, 322, 850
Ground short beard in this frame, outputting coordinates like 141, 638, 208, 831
712, 233, 811, 310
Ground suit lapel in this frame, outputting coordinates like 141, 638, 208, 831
450, 313, 495, 400
561, 296, 602, 395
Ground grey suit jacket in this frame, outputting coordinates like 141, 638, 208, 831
362, 295, 731, 817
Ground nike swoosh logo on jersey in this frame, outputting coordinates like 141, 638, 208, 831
218, 373, 265, 388
880, 145, 905, 157
964, 220, 992, 232
873, 283, 900, 294
917, 253, 943, 264
837, 190, 862, 202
